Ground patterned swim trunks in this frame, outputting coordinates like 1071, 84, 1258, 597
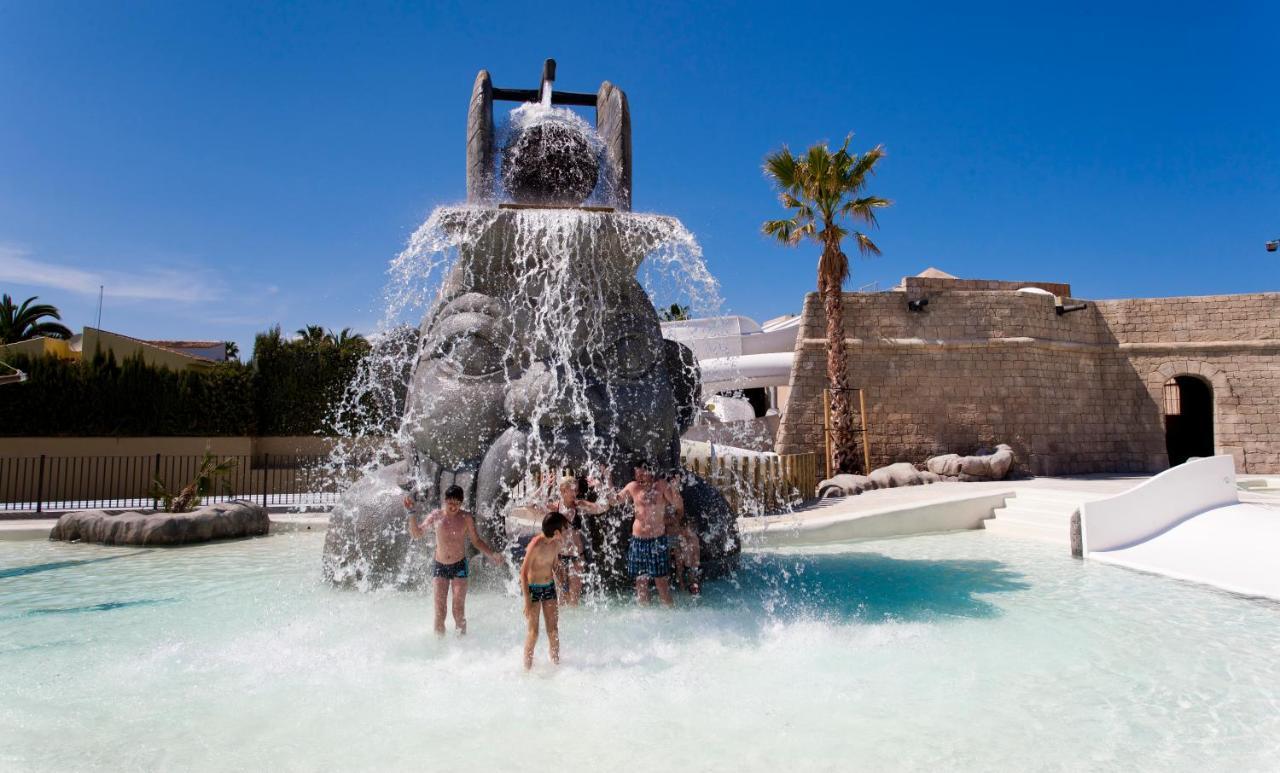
627, 535, 671, 578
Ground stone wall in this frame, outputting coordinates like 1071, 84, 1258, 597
776, 284, 1280, 475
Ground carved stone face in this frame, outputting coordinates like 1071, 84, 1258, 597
400, 208, 697, 534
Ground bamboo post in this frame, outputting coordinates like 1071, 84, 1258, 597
859, 388, 871, 474
822, 389, 832, 481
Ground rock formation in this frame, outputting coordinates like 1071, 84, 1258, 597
49, 500, 269, 546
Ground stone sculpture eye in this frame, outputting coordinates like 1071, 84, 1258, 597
432, 332, 503, 378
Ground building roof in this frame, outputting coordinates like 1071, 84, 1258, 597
915, 267, 958, 279
146, 340, 225, 349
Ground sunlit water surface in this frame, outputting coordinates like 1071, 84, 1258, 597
3, 531, 1279, 772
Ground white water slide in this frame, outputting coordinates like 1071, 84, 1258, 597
1080, 456, 1280, 600
661, 315, 799, 393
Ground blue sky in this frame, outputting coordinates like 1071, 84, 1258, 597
2, 1, 1277, 356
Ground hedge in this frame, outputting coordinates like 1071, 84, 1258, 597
0, 327, 417, 437
0, 351, 256, 436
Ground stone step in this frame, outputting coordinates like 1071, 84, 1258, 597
982, 516, 1068, 543
990, 505, 1072, 527
1004, 493, 1094, 511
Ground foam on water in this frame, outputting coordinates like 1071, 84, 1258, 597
3, 531, 1280, 771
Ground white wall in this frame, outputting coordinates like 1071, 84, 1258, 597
1080, 455, 1238, 554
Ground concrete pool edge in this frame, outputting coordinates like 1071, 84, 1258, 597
739, 490, 1013, 547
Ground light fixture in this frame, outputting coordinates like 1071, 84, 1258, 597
907, 298, 929, 312
1267, 239, 1278, 253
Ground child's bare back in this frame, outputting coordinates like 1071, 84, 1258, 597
520, 512, 568, 670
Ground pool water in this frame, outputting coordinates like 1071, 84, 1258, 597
3, 531, 1279, 771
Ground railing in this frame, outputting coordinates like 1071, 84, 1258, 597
682, 451, 818, 516
0, 454, 360, 514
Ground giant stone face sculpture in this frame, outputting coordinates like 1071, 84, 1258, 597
322, 61, 738, 590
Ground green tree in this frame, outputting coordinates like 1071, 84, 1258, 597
325, 327, 369, 355
224, 340, 240, 360
295, 325, 328, 346
659, 304, 690, 322
763, 134, 891, 473
0, 294, 73, 344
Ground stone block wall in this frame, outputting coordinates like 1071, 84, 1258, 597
776, 283, 1280, 475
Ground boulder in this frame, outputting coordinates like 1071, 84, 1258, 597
49, 500, 269, 546
925, 444, 1015, 481
869, 462, 928, 489
818, 474, 877, 498
502, 119, 600, 205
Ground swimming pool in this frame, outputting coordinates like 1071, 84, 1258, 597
3, 531, 1278, 771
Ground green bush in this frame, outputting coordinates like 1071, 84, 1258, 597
0, 326, 414, 437
0, 351, 255, 436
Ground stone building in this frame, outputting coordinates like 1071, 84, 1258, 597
775, 272, 1280, 475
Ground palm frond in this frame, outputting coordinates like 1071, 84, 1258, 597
852, 231, 882, 256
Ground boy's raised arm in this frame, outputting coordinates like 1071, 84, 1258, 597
405, 500, 422, 539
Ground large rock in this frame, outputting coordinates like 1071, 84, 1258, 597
818, 473, 877, 498
49, 500, 269, 546
925, 444, 1015, 481
502, 119, 600, 205
869, 462, 930, 489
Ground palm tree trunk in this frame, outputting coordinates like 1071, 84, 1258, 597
821, 252, 856, 474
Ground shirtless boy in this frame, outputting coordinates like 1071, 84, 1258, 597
621, 460, 682, 606
542, 474, 610, 606
405, 484, 503, 635
520, 511, 569, 670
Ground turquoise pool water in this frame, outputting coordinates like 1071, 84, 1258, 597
2, 531, 1279, 771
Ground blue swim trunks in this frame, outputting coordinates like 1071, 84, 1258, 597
528, 582, 557, 603
627, 535, 671, 578
432, 558, 468, 580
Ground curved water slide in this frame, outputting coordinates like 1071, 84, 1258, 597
1080, 456, 1280, 600
660, 315, 799, 393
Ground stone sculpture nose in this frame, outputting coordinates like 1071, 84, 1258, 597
504, 361, 595, 428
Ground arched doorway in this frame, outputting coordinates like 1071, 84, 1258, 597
1163, 375, 1214, 466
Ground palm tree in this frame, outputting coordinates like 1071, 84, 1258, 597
659, 303, 690, 322
0, 294, 74, 345
223, 341, 240, 360
763, 135, 891, 473
295, 325, 328, 346
322, 326, 368, 355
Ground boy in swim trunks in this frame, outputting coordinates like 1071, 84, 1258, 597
621, 460, 682, 606
405, 484, 503, 635
520, 511, 569, 670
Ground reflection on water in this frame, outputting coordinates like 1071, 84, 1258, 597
715, 551, 1030, 623
0, 549, 152, 579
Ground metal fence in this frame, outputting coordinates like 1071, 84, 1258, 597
0, 454, 357, 513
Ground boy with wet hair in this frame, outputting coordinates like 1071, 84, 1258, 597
521, 511, 569, 670
406, 484, 503, 635
621, 459, 682, 606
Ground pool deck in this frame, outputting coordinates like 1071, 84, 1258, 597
4, 475, 1276, 548
740, 475, 1152, 547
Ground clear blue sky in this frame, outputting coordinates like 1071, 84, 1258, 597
2, 1, 1277, 357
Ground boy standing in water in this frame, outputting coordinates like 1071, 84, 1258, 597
622, 460, 682, 606
405, 484, 503, 635
521, 511, 569, 670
